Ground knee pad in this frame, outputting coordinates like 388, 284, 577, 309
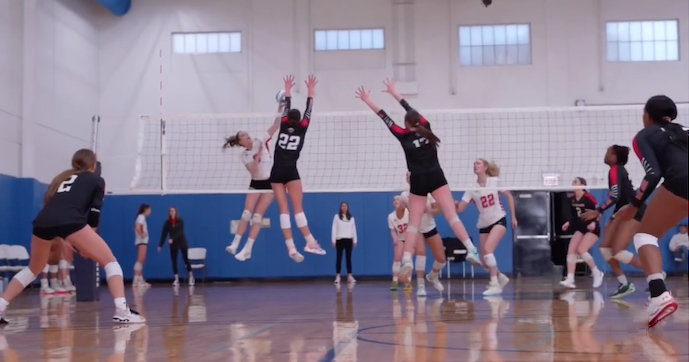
407, 225, 419, 234
566, 254, 579, 264
13, 268, 37, 287
251, 213, 262, 226
600, 247, 613, 261
59, 260, 70, 269
104, 262, 123, 280
483, 253, 497, 268
49, 265, 58, 273
294, 212, 308, 228
415, 256, 427, 271
581, 252, 593, 263
613, 250, 634, 264
447, 215, 461, 226
43, 265, 50, 274
134, 262, 143, 271
240, 210, 252, 222
633, 233, 658, 253
279, 214, 291, 229
433, 260, 446, 270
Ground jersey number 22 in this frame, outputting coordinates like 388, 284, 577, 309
480, 194, 495, 208
278, 134, 301, 150
57, 175, 78, 193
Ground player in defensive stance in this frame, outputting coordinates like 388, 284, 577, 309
0, 149, 144, 324
580, 145, 644, 298
388, 195, 409, 291
270, 75, 325, 262
455, 159, 514, 295
357, 79, 478, 281
615, 95, 687, 328
224, 101, 284, 260
560, 177, 604, 289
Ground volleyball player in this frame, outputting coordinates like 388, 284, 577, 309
224, 102, 283, 260
580, 145, 643, 298
388, 195, 409, 291
614, 95, 687, 328
133, 204, 151, 287
0, 149, 144, 324
560, 177, 604, 289
356, 79, 477, 281
270, 75, 325, 262
455, 159, 514, 295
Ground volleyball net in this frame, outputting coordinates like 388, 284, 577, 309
128, 104, 689, 194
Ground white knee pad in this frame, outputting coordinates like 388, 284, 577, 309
13, 268, 37, 287
447, 215, 461, 226
59, 260, 70, 269
415, 256, 427, 271
407, 224, 419, 234
240, 210, 252, 222
134, 262, 143, 271
613, 250, 634, 264
599, 247, 613, 261
433, 261, 446, 270
294, 212, 308, 228
251, 213, 262, 226
43, 265, 50, 274
49, 265, 58, 273
566, 254, 579, 264
484, 253, 497, 268
104, 262, 123, 280
279, 214, 291, 229
581, 252, 593, 263
633, 233, 658, 253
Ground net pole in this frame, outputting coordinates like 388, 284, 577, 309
129, 115, 147, 189
91, 115, 100, 289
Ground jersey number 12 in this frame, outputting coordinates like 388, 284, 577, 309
278, 134, 301, 150
57, 175, 78, 193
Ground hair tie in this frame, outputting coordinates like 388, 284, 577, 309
662, 116, 672, 122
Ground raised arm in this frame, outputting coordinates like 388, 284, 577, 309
279, 75, 295, 124
632, 129, 663, 207
298, 75, 318, 128
383, 78, 428, 126
356, 86, 407, 138
267, 103, 284, 136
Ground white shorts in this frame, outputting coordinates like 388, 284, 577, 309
135, 239, 149, 246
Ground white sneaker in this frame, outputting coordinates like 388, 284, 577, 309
235, 248, 252, 261
646, 291, 678, 328
483, 281, 502, 296
417, 284, 427, 297
113, 308, 146, 324
426, 272, 444, 292
188, 276, 195, 287
225, 243, 239, 255
347, 275, 356, 284
50, 280, 67, 294
498, 273, 510, 289
466, 248, 481, 265
304, 243, 326, 255
559, 279, 576, 289
334, 276, 341, 285
63, 281, 77, 292
172, 278, 179, 287
289, 251, 304, 263
592, 269, 604, 288
40, 284, 55, 295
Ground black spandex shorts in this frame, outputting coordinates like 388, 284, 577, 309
409, 169, 448, 196
479, 217, 507, 234
422, 228, 439, 239
612, 203, 646, 222
33, 224, 86, 241
574, 222, 600, 237
662, 177, 688, 201
249, 179, 272, 190
269, 167, 300, 184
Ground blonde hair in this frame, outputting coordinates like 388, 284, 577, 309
479, 159, 500, 177
44, 149, 97, 206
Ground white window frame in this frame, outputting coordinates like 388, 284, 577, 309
314, 28, 385, 51
172, 32, 242, 54
605, 20, 679, 62
459, 24, 531, 67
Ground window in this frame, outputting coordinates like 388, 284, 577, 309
606, 20, 679, 62
172, 32, 241, 54
314, 29, 385, 51
459, 24, 531, 66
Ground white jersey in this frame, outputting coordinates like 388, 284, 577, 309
400, 191, 437, 233
135, 214, 149, 245
461, 177, 506, 229
388, 209, 409, 241
240, 132, 273, 181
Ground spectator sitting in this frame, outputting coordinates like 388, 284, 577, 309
669, 223, 688, 273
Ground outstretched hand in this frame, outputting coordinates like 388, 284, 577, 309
283, 75, 295, 95
383, 78, 397, 95
305, 75, 317, 97
355, 86, 371, 102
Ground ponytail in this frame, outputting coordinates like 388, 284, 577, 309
223, 133, 241, 149
415, 124, 441, 148
666, 122, 688, 148
44, 169, 78, 206
486, 162, 500, 177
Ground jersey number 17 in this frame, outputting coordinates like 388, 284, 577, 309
413, 137, 429, 148
278, 134, 301, 150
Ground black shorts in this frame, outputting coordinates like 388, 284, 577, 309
269, 167, 300, 184
575, 222, 600, 237
249, 179, 272, 190
422, 228, 439, 239
409, 169, 448, 196
663, 177, 688, 200
479, 217, 507, 234
612, 203, 646, 222
32, 224, 86, 241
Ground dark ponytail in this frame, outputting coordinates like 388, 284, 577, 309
223, 132, 241, 149
644, 95, 686, 148
137, 203, 150, 218
405, 111, 440, 148
611, 145, 630, 165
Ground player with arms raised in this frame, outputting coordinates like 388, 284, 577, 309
455, 159, 515, 295
388, 195, 409, 291
223, 101, 284, 261
356, 79, 478, 281
270, 75, 325, 262
615, 95, 687, 328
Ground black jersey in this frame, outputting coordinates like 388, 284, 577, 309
34, 171, 105, 228
272, 96, 312, 169
597, 165, 635, 213
378, 99, 440, 174
632, 123, 689, 206
570, 192, 597, 228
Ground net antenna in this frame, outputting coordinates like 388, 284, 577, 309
124, 104, 689, 195
90, 114, 101, 288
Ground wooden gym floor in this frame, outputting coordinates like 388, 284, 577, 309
0, 277, 687, 361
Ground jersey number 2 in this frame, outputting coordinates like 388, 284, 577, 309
57, 175, 78, 193
413, 137, 429, 148
480, 194, 495, 208
278, 134, 300, 150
